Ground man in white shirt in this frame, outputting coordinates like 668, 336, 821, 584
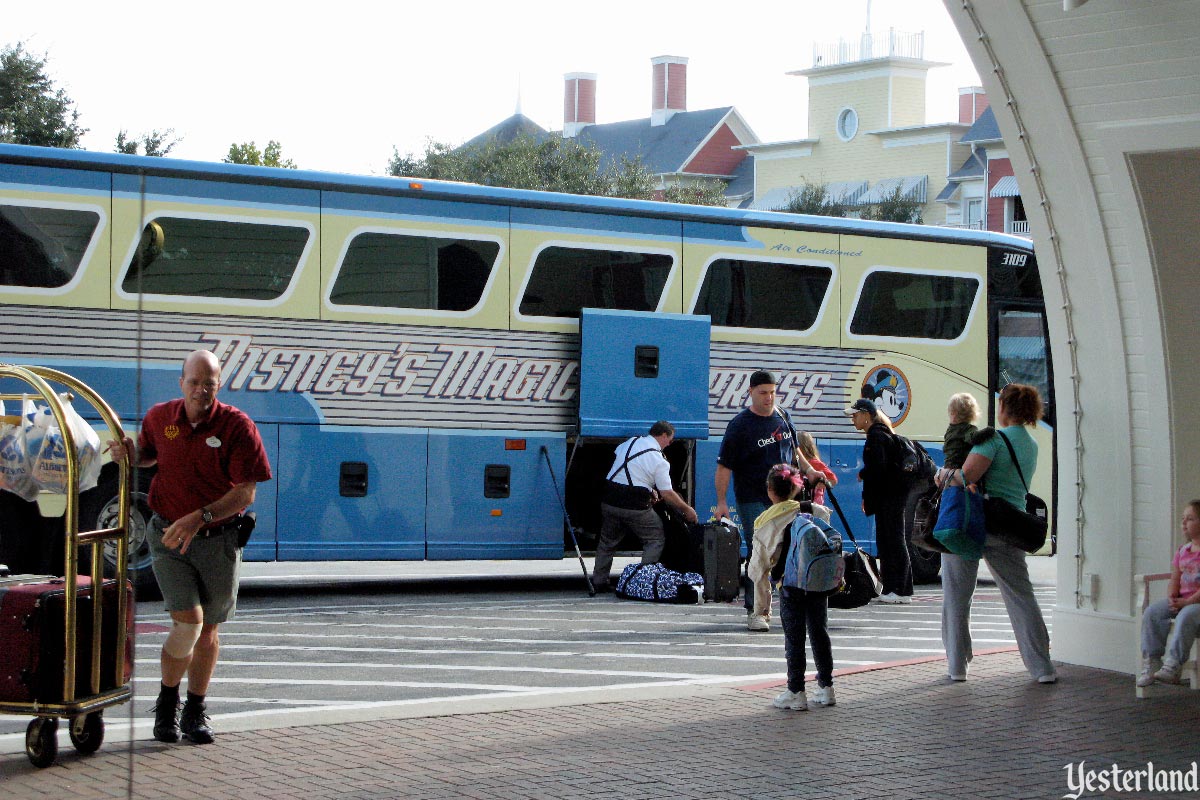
592, 420, 698, 592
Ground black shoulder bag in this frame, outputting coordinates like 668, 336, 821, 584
818, 486, 883, 609
982, 431, 1049, 553
601, 439, 659, 510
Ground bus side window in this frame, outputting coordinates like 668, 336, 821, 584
694, 258, 831, 331
329, 232, 499, 312
519, 246, 672, 318
0, 203, 99, 289
850, 270, 979, 340
122, 216, 308, 300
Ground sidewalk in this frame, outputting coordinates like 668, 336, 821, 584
3, 649, 1196, 800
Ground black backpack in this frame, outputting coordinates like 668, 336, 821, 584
891, 433, 936, 481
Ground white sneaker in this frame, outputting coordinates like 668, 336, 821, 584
1137, 656, 1163, 687
875, 592, 912, 604
1155, 659, 1183, 685
1037, 673, 1058, 684
812, 685, 836, 706
747, 615, 770, 632
772, 689, 808, 710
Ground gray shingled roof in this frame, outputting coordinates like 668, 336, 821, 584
460, 113, 550, 150
959, 106, 1001, 144
725, 155, 754, 197
947, 148, 988, 180
575, 107, 736, 174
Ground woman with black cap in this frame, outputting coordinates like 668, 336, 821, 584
845, 397, 913, 603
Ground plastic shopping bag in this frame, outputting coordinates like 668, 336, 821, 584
29, 395, 102, 494
0, 398, 39, 501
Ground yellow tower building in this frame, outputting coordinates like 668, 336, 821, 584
742, 30, 973, 225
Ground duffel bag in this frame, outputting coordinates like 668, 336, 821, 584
983, 495, 1048, 553
827, 542, 882, 610
615, 562, 703, 604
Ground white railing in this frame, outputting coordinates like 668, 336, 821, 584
942, 221, 984, 231
812, 29, 924, 68
1009, 220, 1031, 235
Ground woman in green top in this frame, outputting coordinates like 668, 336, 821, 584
939, 384, 1056, 684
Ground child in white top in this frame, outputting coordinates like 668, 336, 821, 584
758, 464, 837, 710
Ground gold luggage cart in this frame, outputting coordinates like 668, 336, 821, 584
0, 364, 133, 768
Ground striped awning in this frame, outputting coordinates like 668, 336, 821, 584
825, 180, 869, 206
748, 180, 869, 211
747, 186, 794, 211
990, 175, 1020, 197
859, 175, 928, 205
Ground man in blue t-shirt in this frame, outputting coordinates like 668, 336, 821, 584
715, 370, 821, 628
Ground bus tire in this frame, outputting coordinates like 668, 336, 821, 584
79, 465, 161, 600
908, 539, 941, 584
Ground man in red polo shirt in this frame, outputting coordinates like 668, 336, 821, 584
109, 349, 271, 744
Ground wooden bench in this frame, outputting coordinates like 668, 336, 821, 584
1135, 573, 1199, 698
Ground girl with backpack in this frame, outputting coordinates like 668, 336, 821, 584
756, 464, 837, 710
747, 464, 805, 632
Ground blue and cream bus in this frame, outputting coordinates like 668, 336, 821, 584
0, 143, 1052, 593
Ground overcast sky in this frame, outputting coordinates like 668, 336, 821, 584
7, 0, 979, 176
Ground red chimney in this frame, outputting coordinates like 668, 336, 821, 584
563, 72, 597, 138
958, 87, 989, 123
651, 55, 687, 126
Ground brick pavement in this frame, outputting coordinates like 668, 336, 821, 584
2, 650, 1197, 800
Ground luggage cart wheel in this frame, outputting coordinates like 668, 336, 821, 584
25, 717, 58, 768
69, 712, 104, 754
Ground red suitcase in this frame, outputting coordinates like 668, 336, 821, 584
0, 575, 134, 704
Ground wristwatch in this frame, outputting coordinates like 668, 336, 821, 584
200, 507, 214, 524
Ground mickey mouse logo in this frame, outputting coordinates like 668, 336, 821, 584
861, 365, 911, 427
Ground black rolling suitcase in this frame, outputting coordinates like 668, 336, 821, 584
659, 507, 704, 574
699, 520, 741, 602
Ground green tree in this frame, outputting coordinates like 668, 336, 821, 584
388, 136, 725, 206
115, 128, 181, 157
862, 185, 924, 224
224, 140, 297, 169
662, 179, 730, 207
607, 155, 657, 200
775, 182, 847, 217
0, 42, 86, 148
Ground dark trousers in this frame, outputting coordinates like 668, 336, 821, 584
874, 497, 912, 596
780, 587, 833, 692
592, 502, 665, 586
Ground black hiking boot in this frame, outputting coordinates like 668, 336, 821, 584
180, 699, 215, 744
152, 695, 181, 743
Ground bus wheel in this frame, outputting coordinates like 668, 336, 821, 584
908, 540, 941, 584
79, 468, 160, 599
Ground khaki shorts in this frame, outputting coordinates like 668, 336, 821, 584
148, 514, 242, 624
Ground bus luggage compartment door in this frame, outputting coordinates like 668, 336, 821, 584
275, 426, 427, 560
578, 309, 710, 439
425, 434, 564, 560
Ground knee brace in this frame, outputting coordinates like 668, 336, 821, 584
163, 621, 203, 659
